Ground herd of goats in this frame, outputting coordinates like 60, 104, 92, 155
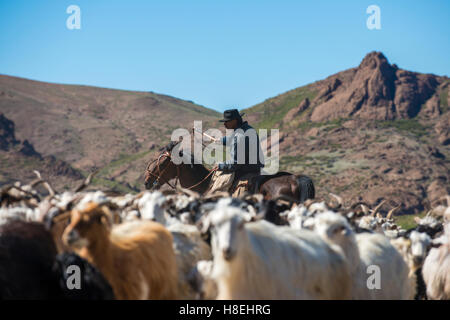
0, 170, 449, 300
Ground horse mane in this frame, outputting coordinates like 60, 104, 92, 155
161, 140, 206, 169
161, 141, 179, 152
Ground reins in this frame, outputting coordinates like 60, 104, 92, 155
145, 151, 217, 190
145, 151, 177, 189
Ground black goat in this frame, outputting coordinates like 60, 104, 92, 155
0, 220, 114, 300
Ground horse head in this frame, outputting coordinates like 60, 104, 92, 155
144, 141, 180, 190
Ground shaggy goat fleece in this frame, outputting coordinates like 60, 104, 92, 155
212, 219, 351, 300
63, 203, 179, 300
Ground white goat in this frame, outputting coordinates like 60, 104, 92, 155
314, 211, 413, 299
390, 231, 433, 299
206, 206, 351, 299
422, 222, 450, 300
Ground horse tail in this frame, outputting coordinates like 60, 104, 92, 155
296, 175, 315, 203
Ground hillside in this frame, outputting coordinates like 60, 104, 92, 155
0, 113, 83, 190
0, 75, 220, 192
244, 52, 450, 213
1, 52, 449, 214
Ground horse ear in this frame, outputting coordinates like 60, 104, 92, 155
165, 141, 180, 152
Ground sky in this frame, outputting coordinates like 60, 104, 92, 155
0, 0, 449, 112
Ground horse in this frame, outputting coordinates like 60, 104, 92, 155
144, 141, 315, 203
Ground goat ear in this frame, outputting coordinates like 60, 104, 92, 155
100, 215, 112, 228
431, 238, 444, 248
333, 225, 348, 236
431, 242, 443, 249
279, 211, 288, 218
341, 227, 351, 236
249, 211, 265, 223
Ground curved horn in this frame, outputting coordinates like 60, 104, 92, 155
329, 193, 343, 207
360, 204, 370, 215
32, 170, 56, 197
371, 200, 387, 216
386, 205, 400, 219
75, 170, 99, 193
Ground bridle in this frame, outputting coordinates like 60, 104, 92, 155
145, 151, 217, 190
145, 151, 177, 189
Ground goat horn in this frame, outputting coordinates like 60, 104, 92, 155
32, 170, 56, 197
350, 201, 370, 209
329, 193, 343, 206
75, 170, 99, 193
9, 185, 40, 201
386, 205, 400, 219
371, 200, 387, 216
360, 204, 370, 215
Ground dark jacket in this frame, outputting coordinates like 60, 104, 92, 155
217, 121, 264, 177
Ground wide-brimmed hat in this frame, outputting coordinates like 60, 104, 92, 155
219, 109, 245, 122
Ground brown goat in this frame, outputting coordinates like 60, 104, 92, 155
62, 202, 178, 300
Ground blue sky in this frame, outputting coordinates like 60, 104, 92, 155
0, 0, 449, 112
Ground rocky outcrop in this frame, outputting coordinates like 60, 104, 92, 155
0, 113, 19, 150
435, 112, 450, 145
421, 94, 441, 118
310, 52, 441, 122
283, 98, 310, 122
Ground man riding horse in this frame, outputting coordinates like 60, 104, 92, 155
207, 109, 265, 196
144, 110, 315, 202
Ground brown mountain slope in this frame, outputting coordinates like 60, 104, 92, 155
0, 75, 220, 191
0, 113, 83, 189
1, 52, 448, 214
244, 52, 450, 214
